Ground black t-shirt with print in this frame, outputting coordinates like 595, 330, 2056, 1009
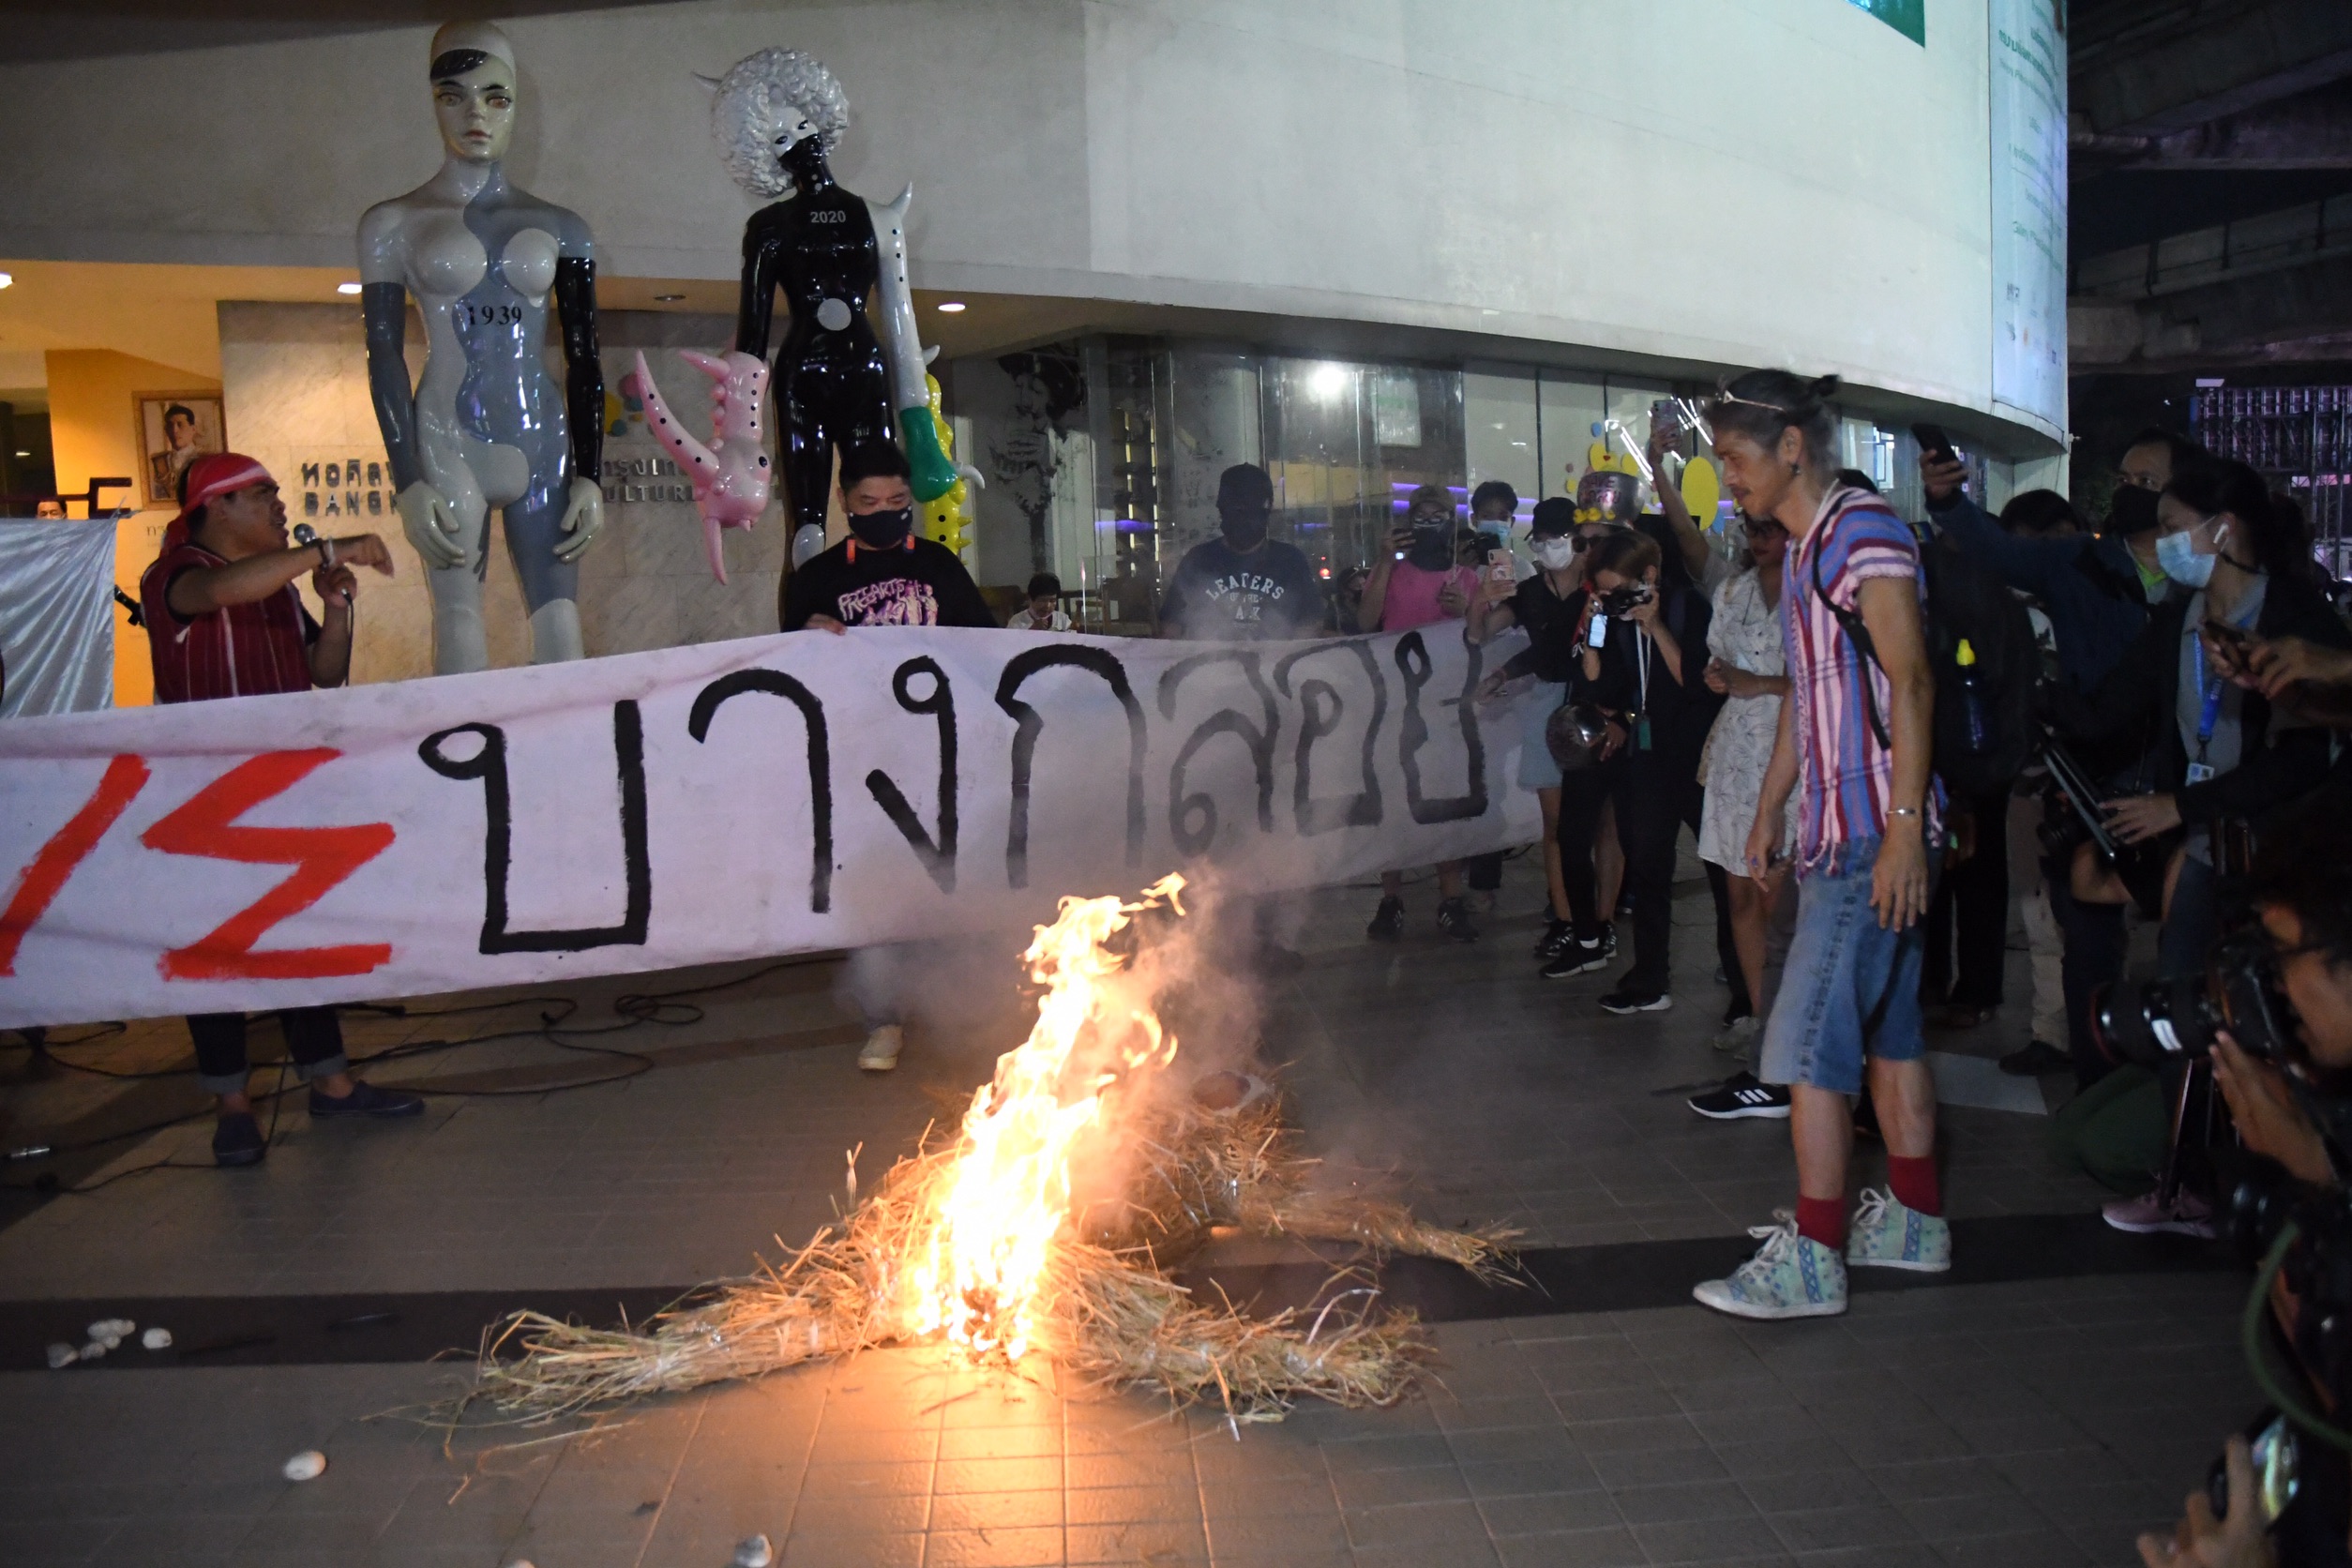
1158, 538, 1323, 641
782, 536, 999, 631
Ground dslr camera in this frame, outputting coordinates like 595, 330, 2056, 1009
1593, 582, 1654, 619
2092, 924, 2297, 1068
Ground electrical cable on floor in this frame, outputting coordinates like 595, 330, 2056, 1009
0, 956, 827, 1196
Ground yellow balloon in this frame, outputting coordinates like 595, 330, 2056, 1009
1680, 457, 1722, 526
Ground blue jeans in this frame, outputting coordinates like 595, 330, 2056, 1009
1757, 839, 1929, 1093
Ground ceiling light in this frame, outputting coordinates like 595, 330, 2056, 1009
337, 281, 362, 294
12, 450, 27, 459
1310, 363, 1349, 400
936, 301, 967, 313
654, 293, 686, 303
0, 272, 13, 290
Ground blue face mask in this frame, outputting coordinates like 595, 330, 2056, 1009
2156, 523, 2219, 588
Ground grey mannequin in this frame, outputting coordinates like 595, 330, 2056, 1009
358, 20, 604, 672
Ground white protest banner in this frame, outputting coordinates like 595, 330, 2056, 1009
0, 626, 1538, 1028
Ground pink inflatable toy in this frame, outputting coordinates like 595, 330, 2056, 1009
633, 348, 772, 583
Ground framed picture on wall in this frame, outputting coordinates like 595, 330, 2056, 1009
134, 392, 225, 508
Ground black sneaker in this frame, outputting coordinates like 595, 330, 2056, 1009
1435, 897, 1480, 942
1598, 985, 1671, 1015
1595, 921, 1619, 959
1999, 1039, 2070, 1077
1688, 1072, 1792, 1121
1366, 897, 1405, 942
212, 1112, 265, 1168
309, 1080, 425, 1119
1541, 939, 1610, 979
1531, 918, 1575, 960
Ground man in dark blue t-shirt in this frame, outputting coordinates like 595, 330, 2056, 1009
1158, 463, 1323, 641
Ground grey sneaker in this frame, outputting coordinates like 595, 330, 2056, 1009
1694, 1214, 1848, 1320
1846, 1187, 1952, 1273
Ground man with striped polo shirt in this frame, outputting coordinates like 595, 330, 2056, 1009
140, 452, 422, 1167
1691, 373, 1949, 1319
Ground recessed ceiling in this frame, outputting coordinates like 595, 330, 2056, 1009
0, 258, 1108, 384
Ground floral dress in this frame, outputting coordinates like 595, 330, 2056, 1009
1696, 566, 1796, 869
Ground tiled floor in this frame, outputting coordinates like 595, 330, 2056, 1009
0, 858, 2251, 1565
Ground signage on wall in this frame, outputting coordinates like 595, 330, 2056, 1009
1847, 0, 1925, 45
1988, 0, 2067, 433
295, 451, 395, 523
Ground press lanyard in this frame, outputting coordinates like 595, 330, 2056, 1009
2194, 602, 2255, 761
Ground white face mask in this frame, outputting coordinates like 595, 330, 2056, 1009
1531, 536, 1577, 572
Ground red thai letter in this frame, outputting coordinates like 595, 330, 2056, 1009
0, 754, 151, 977
141, 749, 395, 981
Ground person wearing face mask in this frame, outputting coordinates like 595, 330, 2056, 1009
2051, 460, 2351, 980
782, 442, 997, 635
1362, 484, 1484, 942
1157, 462, 1323, 641
1471, 497, 1590, 962
783, 442, 997, 1074
1923, 431, 2209, 1085
2043, 460, 2349, 1241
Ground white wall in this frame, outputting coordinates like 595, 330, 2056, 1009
0, 0, 2043, 447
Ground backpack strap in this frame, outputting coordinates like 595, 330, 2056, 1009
1808, 516, 1894, 750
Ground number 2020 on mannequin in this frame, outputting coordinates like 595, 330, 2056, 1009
358, 20, 606, 673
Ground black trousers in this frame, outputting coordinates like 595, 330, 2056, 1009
1613, 753, 1697, 996
1922, 785, 2011, 1009
188, 1007, 345, 1095
1464, 852, 1505, 892
2045, 852, 2130, 1085
1553, 757, 1625, 939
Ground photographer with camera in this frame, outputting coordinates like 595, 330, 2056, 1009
1927, 430, 2207, 1083
1570, 526, 1711, 1016
2051, 460, 2350, 1236
2129, 803, 2352, 1567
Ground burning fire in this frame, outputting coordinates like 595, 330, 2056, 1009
904, 874, 1187, 1359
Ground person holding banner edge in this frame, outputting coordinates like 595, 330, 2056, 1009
785, 441, 995, 1073
137, 452, 423, 1167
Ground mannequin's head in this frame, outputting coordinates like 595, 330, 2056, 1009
429, 22, 518, 164
707, 48, 852, 201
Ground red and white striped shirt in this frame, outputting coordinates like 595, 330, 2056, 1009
140, 539, 318, 705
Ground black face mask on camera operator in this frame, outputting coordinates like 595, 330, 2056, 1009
1405, 513, 1458, 572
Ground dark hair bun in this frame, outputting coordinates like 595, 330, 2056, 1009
1806, 375, 1842, 402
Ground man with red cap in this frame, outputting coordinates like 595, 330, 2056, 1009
139, 452, 421, 1166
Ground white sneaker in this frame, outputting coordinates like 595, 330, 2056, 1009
1846, 1187, 1952, 1273
1693, 1214, 1848, 1320
857, 1024, 905, 1073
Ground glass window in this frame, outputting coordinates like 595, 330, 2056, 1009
1464, 366, 1541, 524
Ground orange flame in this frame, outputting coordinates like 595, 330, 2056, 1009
905, 874, 1186, 1359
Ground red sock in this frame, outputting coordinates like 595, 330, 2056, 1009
1795, 1196, 1847, 1251
1886, 1154, 1941, 1217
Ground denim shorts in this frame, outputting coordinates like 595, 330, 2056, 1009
1757, 838, 1929, 1093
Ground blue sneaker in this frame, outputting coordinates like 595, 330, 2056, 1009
1693, 1214, 1847, 1319
308, 1080, 424, 1119
1846, 1188, 1952, 1273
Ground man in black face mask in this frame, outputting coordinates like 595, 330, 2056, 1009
782, 441, 997, 1078
783, 442, 997, 634
1157, 462, 1324, 641
1918, 426, 2209, 1082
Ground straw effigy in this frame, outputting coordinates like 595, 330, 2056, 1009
470, 1082, 1514, 1426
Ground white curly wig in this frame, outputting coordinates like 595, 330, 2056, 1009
707, 48, 851, 200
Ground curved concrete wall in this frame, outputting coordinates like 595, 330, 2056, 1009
0, 0, 2043, 445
